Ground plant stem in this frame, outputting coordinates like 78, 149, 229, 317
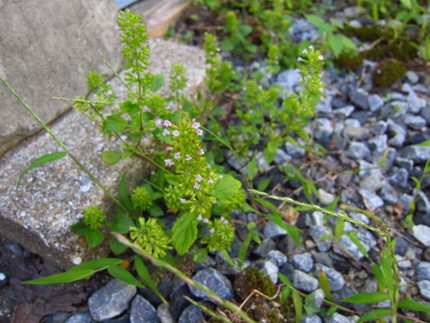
1, 77, 127, 212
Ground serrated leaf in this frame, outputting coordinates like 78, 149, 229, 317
120, 100, 140, 115
25, 269, 94, 284
111, 212, 134, 234
172, 213, 198, 256
398, 299, 430, 312
341, 292, 390, 304
107, 265, 145, 288
104, 114, 130, 132
151, 74, 164, 92
101, 150, 122, 165
221, 37, 235, 52
149, 205, 163, 217
210, 175, 242, 203
86, 229, 105, 248
109, 237, 128, 255
17, 152, 67, 188
357, 308, 392, 322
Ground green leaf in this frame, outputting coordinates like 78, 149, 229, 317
17, 152, 67, 188
340, 34, 357, 51
25, 269, 94, 284
211, 175, 242, 203
86, 229, 105, 248
107, 265, 145, 288
118, 173, 135, 216
68, 257, 123, 272
221, 37, 235, 52
151, 74, 164, 92
104, 114, 130, 132
400, 0, 412, 8
120, 100, 140, 115
257, 177, 271, 192
292, 289, 302, 323
247, 155, 258, 180
238, 24, 253, 36
109, 236, 128, 255
417, 140, 430, 146
134, 256, 166, 303
70, 221, 88, 236
101, 150, 122, 165
334, 218, 344, 240
263, 140, 279, 164
328, 34, 344, 57
381, 247, 393, 289
149, 205, 163, 217
111, 212, 134, 234
357, 308, 392, 323
267, 213, 302, 247
318, 271, 333, 301
341, 292, 391, 304
172, 213, 198, 256
398, 299, 430, 312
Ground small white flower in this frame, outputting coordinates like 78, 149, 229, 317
166, 146, 173, 151
309, 45, 314, 49
302, 48, 308, 54
203, 218, 209, 223
198, 149, 204, 155
208, 178, 214, 184
163, 120, 172, 127
196, 129, 203, 136
297, 57, 304, 62
192, 122, 200, 129
162, 129, 170, 136
206, 163, 211, 168
155, 118, 162, 127
172, 130, 179, 137
211, 200, 217, 204
114, 24, 120, 31
186, 155, 192, 161
174, 152, 181, 159
318, 54, 324, 60
209, 228, 215, 234
218, 174, 224, 178
165, 159, 175, 167
196, 174, 203, 182
197, 214, 203, 221
180, 198, 186, 204
194, 183, 201, 189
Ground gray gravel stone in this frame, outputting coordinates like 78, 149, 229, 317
333, 105, 354, 118
390, 100, 409, 115
349, 212, 370, 225
317, 189, 336, 205
417, 262, 430, 281
315, 264, 345, 292
415, 189, 430, 216
313, 118, 334, 146
343, 126, 369, 140
379, 181, 399, 204
285, 142, 307, 158
404, 114, 427, 129
408, 91, 426, 113
302, 314, 322, 323
412, 225, 430, 247
130, 295, 159, 323
264, 220, 288, 239
267, 250, 288, 267
387, 167, 409, 189
401, 145, 430, 164
65, 313, 92, 323
256, 260, 279, 284
292, 270, 319, 292
359, 188, 384, 210
309, 226, 333, 252
157, 303, 174, 323
406, 71, 419, 84
88, 279, 137, 321
368, 134, 388, 155
274, 148, 292, 164
276, 69, 301, 95
335, 235, 364, 259
395, 156, 414, 172
346, 142, 371, 160
291, 253, 314, 273
189, 268, 233, 300
178, 305, 204, 323
418, 280, 430, 300
387, 119, 407, 147
253, 238, 276, 258
326, 312, 355, 323
368, 94, 384, 111
359, 174, 383, 192
349, 87, 370, 110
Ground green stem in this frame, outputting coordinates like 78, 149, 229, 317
1, 77, 127, 213
112, 233, 257, 323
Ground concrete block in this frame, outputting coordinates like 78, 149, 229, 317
0, 39, 206, 269
0, 0, 122, 155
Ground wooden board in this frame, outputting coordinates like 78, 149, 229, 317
130, 0, 193, 38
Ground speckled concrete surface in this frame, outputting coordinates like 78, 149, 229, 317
0, 39, 205, 269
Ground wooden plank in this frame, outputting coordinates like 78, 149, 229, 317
130, 0, 193, 38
